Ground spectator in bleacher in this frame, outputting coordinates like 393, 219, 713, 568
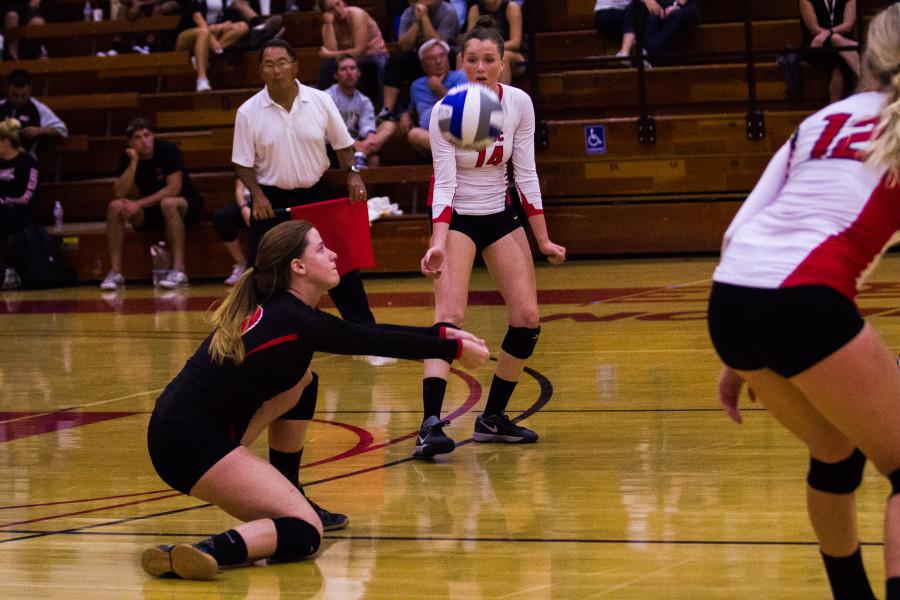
213, 178, 251, 286
465, 0, 525, 84
801, 0, 860, 102
0, 118, 39, 291
108, 0, 180, 54
316, 0, 388, 107
2, 0, 45, 60
407, 39, 466, 155
593, 1, 639, 60
326, 54, 396, 167
448, 0, 468, 28
100, 118, 204, 291
0, 70, 68, 159
175, 0, 254, 91
378, 0, 459, 123
634, 0, 701, 66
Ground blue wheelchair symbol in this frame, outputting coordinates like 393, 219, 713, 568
585, 125, 606, 155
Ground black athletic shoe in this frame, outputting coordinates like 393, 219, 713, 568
141, 544, 219, 580
473, 414, 538, 444
412, 415, 456, 458
307, 497, 349, 531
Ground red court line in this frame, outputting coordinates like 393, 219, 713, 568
0, 493, 182, 528
0, 288, 652, 315
0, 489, 173, 511
0, 368, 481, 523
0, 411, 139, 443
303, 366, 482, 468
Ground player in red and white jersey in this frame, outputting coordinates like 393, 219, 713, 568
714, 89, 892, 298
413, 16, 566, 459
708, 6, 900, 599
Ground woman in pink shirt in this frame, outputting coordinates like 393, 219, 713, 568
316, 0, 388, 105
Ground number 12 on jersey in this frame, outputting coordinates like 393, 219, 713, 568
810, 113, 879, 161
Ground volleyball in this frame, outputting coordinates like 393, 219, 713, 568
435, 83, 504, 151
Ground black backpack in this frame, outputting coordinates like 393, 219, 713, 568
7, 224, 74, 289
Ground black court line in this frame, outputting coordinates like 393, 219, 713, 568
0, 527, 884, 549
0, 503, 212, 545
0, 363, 553, 545
531, 408, 768, 413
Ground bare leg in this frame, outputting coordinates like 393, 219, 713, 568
190, 447, 322, 558
160, 196, 188, 272
734, 368, 859, 557
106, 199, 145, 273
5, 12, 19, 60
213, 21, 250, 49
830, 67, 845, 103
788, 325, 900, 578
619, 32, 636, 55
482, 228, 540, 386
224, 239, 247, 265
407, 127, 431, 155
423, 230, 476, 382
194, 28, 211, 81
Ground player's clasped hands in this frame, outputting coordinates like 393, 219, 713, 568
455, 336, 490, 369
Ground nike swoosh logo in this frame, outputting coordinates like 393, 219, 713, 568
484, 423, 498, 433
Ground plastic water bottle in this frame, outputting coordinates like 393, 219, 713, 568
83, 0, 92, 21
150, 242, 171, 286
53, 201, 64, 230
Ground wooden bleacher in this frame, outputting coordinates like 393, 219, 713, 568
21, 0, 897, 283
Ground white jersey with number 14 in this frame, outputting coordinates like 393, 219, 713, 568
428, 84, 544, 223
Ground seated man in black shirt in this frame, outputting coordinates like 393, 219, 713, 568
101, 117, 204, 290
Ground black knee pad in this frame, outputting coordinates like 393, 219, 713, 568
271, 516, 321, 562
889, 468, 900, 496
807, 448, 866, 494
501, 326, 540, 360
281, 372, 318, 421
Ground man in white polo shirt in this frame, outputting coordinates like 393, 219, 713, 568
233, 38, 375, 328
232, 38, 375, 533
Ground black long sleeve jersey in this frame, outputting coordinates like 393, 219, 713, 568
153, 291, 460, 440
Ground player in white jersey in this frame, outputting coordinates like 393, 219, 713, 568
412, 16, 566, 458
707, 6, 900, 599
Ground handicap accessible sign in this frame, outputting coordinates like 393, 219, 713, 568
585, 125, 606, 155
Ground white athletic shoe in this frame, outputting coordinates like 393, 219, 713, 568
224, 264, 246, 286
158, 270, 189, 289
99, 271, 125, 291
195, 78, 212, 92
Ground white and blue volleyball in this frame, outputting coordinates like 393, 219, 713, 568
435, 83, 504, 151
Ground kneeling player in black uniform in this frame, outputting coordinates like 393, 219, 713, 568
142, 220, 489, 580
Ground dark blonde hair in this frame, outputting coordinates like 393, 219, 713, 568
462, 15, 505, 58
0, 117, 22, 149
209, 220, 315, 364
864, 4, 900, 184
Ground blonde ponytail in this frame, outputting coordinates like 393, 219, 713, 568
867, 71, 900, 185
208, 219, 315, 365
209, 267, 257, 364
863, 4, 900, 184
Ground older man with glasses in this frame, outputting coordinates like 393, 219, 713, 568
232, 38, 380, 530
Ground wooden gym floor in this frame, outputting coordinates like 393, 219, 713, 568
2, 256, 900, 599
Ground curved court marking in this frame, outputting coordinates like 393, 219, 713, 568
0, 362, 552, 542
